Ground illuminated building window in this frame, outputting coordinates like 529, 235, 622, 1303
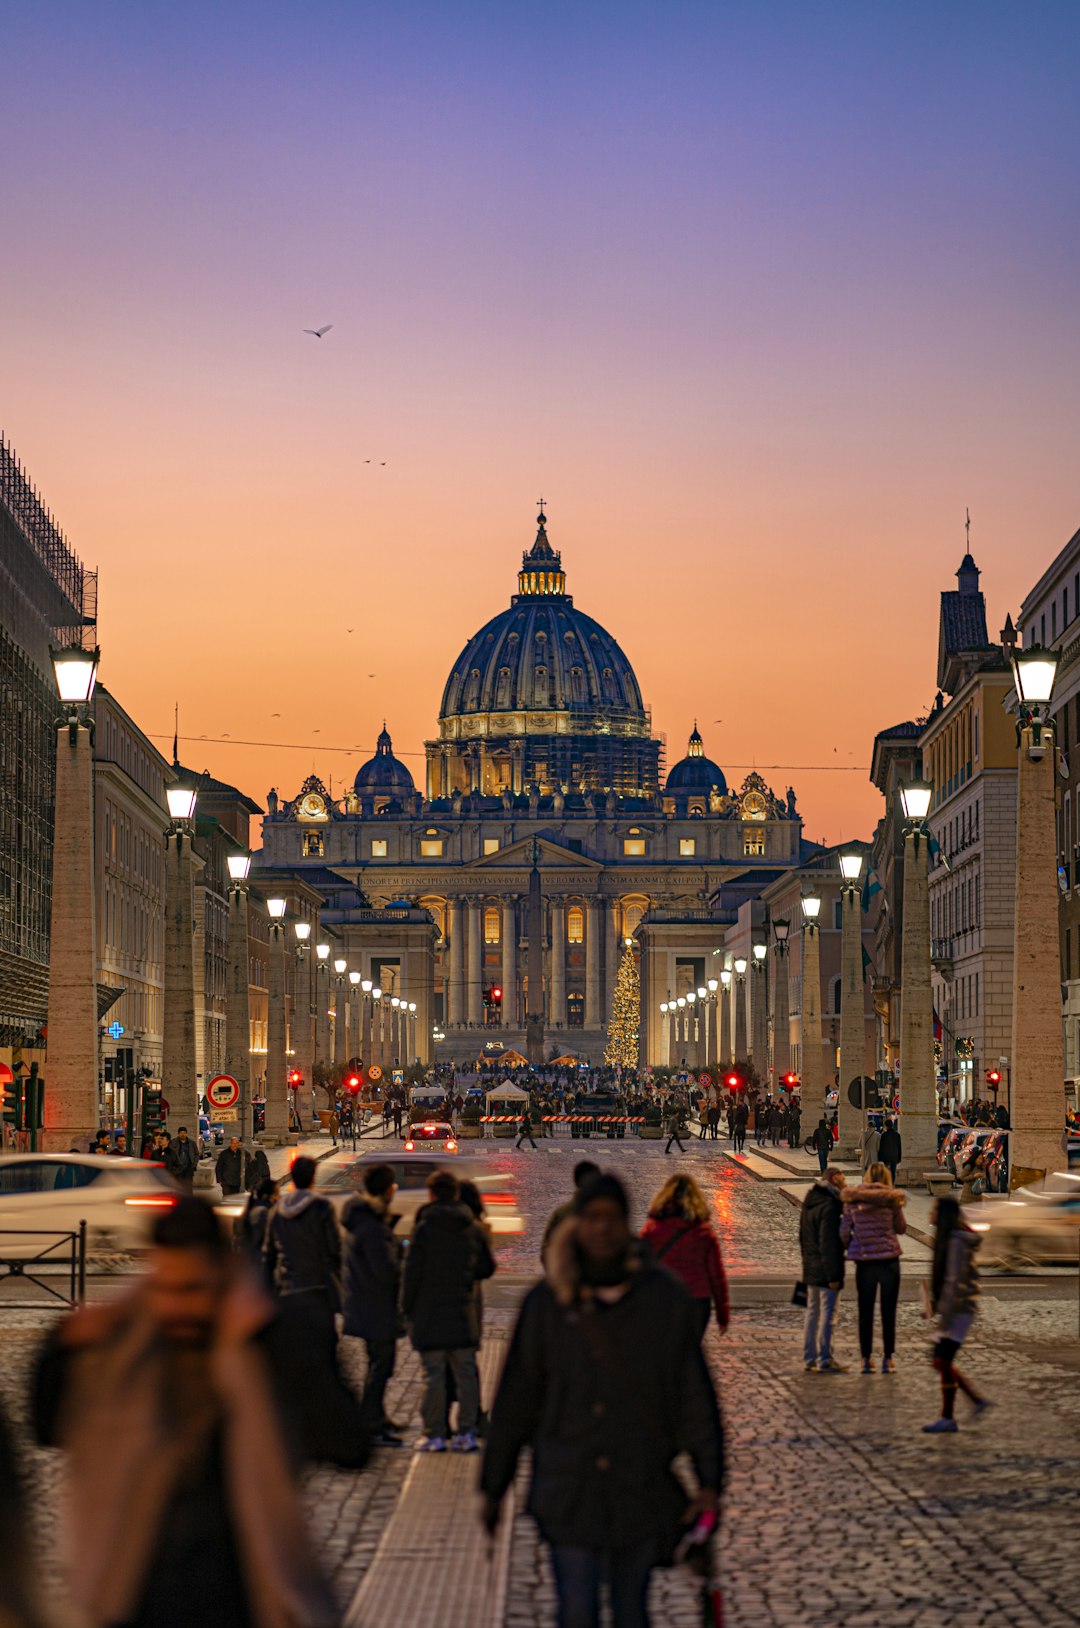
371, 839, 387, 858
743, 829, 765, 857
483, 838, 500, 855
420, 839, 444, 858
304, 831, 324, 858
484, 907, 500, 944
623, 902, 644, 936
566, 905, 584, 943
680, 838, 696, 856
623, 838, 646, 857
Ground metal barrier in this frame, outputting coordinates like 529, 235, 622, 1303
0, 1222, 87, 1309
481, 1116, 646, 1141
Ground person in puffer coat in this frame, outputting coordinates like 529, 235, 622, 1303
798, 1168, 847, 1372
840, 1162, 906, 1373
641, 1173, 729, 1339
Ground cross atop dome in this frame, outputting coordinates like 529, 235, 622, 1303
519, 500, 566, 595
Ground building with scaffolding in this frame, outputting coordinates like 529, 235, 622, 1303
0, 437, 97, 1052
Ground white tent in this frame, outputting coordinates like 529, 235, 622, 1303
485, 1081, 530, 1107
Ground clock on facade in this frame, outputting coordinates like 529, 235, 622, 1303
741, 790, 767, 820
299, 792, 326, 819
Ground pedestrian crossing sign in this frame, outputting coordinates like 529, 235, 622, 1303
393, 1069, 404, 1086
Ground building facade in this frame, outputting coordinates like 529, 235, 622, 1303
259, 510, 812, 1065
869, 721, 924, 1079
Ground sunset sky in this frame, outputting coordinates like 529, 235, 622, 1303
4, 1, 1079, 844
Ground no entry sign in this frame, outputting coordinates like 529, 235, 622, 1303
206, 1074, 240, 1112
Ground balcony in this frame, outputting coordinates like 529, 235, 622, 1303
931, 937, 954, 969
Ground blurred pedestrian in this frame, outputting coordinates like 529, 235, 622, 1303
812, 1117, 831, 1175
516, 1108, 538, 1150
540, 1160, 600, 1265
786, 1104, 800, 1149
798, 1168, 847, 1373
236, 1178, 278, 1276
244, 1143, 270, 1192
732, 1100, 748, 1155
641, 1173, 729, 1339
0, 1400, 45, 1628
482, 1173, 723, 1628
262, 1156, 342, 1365
878, 1118, 902, 1182
664, 1100, 686, 1155
923, 1195, 989, 1433
404, 1169, 495, 1454
861, 1119, 881, 1172
32, 1197, 367, 1628
841, 1162, 906, 1373
341, 1163, 405, 1446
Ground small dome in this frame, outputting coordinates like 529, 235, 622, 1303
354, 725, 416, 797
666, 724, 727, 794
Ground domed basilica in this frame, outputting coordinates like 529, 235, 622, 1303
259, 509, 811, 1065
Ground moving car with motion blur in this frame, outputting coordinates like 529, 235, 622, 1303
232, 1151, 524, 1245
0, 1154, 181, 1256
967, 1172, 1080, 1265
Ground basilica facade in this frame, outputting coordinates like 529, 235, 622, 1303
258, 511, 810, 1065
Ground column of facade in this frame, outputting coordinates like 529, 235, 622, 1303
448, 898, 465, 1026
466, 897, 484, 1027
771, 948, 790, 1086
603, 898, 619, 1029
501, 897, 518, 1026
801, 922, 825, 1128
223, 881, 252, 1143
549, 897, 566, 1028
899, 828, 939, 1170
720, 971, 733, 1065
751, 959, 769, 1079
734, 973, 748, 1059
837, 884, 865, 1157
315, 959, 331, 1073
43, 719, 99, 1149
162, 829, 199, 1132
584, 897, 602, 1029
264, 922, 289, 1141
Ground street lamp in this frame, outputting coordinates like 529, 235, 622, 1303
1009, 644, 1067, 1175
732, 957, 748, 1059
348, 970, 361, 1064
897, 778, 936, 1174
720, 966, 733, 1065
751, 942, 768, 1082
162, 767, 202, 1136
224, 851, 253, 1144
332, 958, 347, 1068
800, 889, 825, 1129
315, 943, 331, 1075
772, 918, 791, 1086
264, 898, 289, 1141
837, 851, 865, 1156
44, 644, 101, 1147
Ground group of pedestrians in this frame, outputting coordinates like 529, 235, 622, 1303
798, 1160, 990, 1431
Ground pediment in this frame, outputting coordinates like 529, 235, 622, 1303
469, 834, 603, 872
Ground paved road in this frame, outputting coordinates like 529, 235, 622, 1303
3, 1134, 1078, 1626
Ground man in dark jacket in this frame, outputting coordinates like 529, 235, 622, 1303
733, 1099, 749, 1154
32, 1196, 367, 1628
164, 1126, 199, 1188
799, 1168, 847, 1373
263, 1156, 341, 1362
878, 1119, 902, 1182
812, 1116, 832, 1174
403, 1169, 495, 1454
341, 1163, 405, 1446
215, 1136, 244, 1196
482, 1173, 722, 1628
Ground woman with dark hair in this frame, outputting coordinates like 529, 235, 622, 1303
923, 1196, 989, 1433
236, 1178, 278, 1279
641, 1173, 729, 1339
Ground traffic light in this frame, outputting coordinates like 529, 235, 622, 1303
491, 986, 502, 1007
986, 1069, 1001, 1090
1, 1069, 22, 1128
288, 1069, 303, 1088
782, 1072, 800, 1092
346, 1073, 361, 1095
725, 1071, 744, 1092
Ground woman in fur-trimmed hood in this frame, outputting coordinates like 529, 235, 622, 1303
840, 1162, 907, 1373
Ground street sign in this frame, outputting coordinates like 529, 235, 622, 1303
392, 1069, 404, 1086
368, 1065, 383, 1081
847, 1075, 880, 1110
206, 1073, 240, 1112
209, 1109, 235, 1124
0, 1063, 13, 1087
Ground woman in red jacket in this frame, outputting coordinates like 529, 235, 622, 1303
641, 1173, 730, 1339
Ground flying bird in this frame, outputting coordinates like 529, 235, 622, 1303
346, 627, 354, 633
368, 673, 376, 678
271, 712, 281, 717
304, 325, 332, 338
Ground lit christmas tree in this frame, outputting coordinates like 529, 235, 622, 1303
604, 943, 640, 1068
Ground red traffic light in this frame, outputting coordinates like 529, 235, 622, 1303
288, 1069, 302, 1085
725, 1072, 742, 1090
346, 1074, 361, 1094
782, 1072, 800, 1090
986, 1069, 1001, 1086
491, 986, 502, 1004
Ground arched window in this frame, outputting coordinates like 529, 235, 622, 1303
623, 901, 645, 936
571, 666, 587, 703
465, 668, 481, 709
495, 667, 512, 708
303, 830, 324, 858
484, 907, 500, 944
566, 905, 584, 943
830, 975, 842, 1015
534, 665, 548, 705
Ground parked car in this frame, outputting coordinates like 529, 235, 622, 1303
0, 1155, 181, 1256
404, 1121, 458, 1151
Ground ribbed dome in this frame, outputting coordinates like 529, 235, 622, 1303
439, 510, 647, 730
666, 725, 727, 794
354, 726, 416, 796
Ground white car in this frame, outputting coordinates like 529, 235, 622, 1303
283, 1152, 524, 1244
0, 1154, 182, 1257
404, 1121, 458, 1152
967, 1173, 1080, 1265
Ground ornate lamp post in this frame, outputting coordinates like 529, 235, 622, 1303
315, 943, 331, 1074
771, 919, 790, 1088
659, 1000, 670, 1067
349, 971, 362, 1062
391, 995, 402, 1066
720, 966, 733, 1064
1009, 644, 1067, 1179
751, 942, 768, 1082
264, 897, 289, 1142
898, 780, 936, 1173
293, 921, 312, 1128
361, 978, 373, 1067
332, 958, 347, 1068
224, 852, 253, 1144
372, 986, 384, 1070
408, 1001, 418, 1063
162, 769, 201, 1135
733, 956, 748, 1060
686, 989, 698, 1069
704, 979, 718, 1070
800, 890, 825, 1128
44, 643, 100, 1149
675, 996, 687, 1066
837, 851, 865, 1157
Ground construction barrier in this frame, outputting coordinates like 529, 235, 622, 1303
481, 1114, 647, 1141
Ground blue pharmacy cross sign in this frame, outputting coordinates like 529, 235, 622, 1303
107, 1021, 125, 1039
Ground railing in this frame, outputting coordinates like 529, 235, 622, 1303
0, 1222, 87, 1309
931, 938, 954, 963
